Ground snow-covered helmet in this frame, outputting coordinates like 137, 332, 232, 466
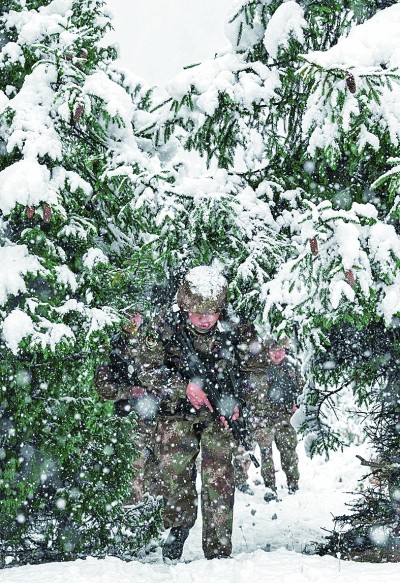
176, 266, 228, 314
265, 335, 290, 350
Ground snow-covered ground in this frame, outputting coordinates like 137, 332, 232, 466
1, 441, 399, 583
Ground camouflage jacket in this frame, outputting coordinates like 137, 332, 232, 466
95, 306, 241, 419
237, 325, 304, 415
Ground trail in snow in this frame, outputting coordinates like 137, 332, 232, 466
4, 441, 399, 583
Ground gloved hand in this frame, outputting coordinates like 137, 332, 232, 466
186, 382, 214, 412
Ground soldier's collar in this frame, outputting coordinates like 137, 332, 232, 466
187, 321, 217, 336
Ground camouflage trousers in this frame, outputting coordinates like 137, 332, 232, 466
234, 409, 299, 490
124, 419, 158, 506
152, 414, 235, 559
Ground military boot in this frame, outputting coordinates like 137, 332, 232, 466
236, 482, 254, 495
263, 486, 278, 502
162, 526, 190, 562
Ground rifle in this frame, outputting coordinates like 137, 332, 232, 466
179, 329, 260, 468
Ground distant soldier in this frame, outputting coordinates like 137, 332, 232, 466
365, 452, 400, 535
236, 332, 303, 501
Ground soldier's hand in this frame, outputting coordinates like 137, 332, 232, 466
186, 382, 214, 412
130, 386, 145, 398
220, 405, 240, 429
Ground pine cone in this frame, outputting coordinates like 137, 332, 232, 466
71, 103, 84, 125
309, 237, 318, 255
345, 269, 355, 287
79, 49, 88, 60
346, 72, 356, 94
42, 203, 52, 223
26, 206, 35, 218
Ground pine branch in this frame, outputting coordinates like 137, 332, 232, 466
356, 455, 400, 471
149, 96, 172, 113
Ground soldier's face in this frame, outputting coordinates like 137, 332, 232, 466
123, 313, 142, 335
188, 312, 220, 330
269, 347, 286, 364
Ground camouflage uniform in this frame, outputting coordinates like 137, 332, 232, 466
95, 325, 159, 505
133, 307, 238, 559
235, 327, 303, 493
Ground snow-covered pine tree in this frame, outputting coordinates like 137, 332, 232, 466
162, 0, 400, 446
159, 1, 370, 319
132, 162, 290, 316
294, 4, 400, 558
156, 1, 400, 555
0, 0, 162, 566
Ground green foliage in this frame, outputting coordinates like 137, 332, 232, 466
165, 0, 400, 216
0, 343, 145, 560
0, 493, 163, 567
0, 0, 163, 563
317, 488, 400, 562
317, 389, 400, 562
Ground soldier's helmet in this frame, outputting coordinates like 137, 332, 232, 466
176, 265, 228, 314
265, 335, 291, 351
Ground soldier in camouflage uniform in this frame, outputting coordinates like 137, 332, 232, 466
131, 266, 242, 562
95, 313, 160, 505
235, 331, 303, 501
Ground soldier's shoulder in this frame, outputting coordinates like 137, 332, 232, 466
135, 304, 177, 349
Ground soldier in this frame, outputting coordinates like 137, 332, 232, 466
236, 332, 303, 502
130, 265, 242, 562
95, 312, 160, 505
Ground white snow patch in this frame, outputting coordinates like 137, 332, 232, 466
54, 265, 78, 292
304, 5, 400, 69
264, 1, 307, 59
185, 265, 227, 299
83, 248, 109, 269
0, 245, 43, 305
2, 309, 35, 354
0, 159, 58, 215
